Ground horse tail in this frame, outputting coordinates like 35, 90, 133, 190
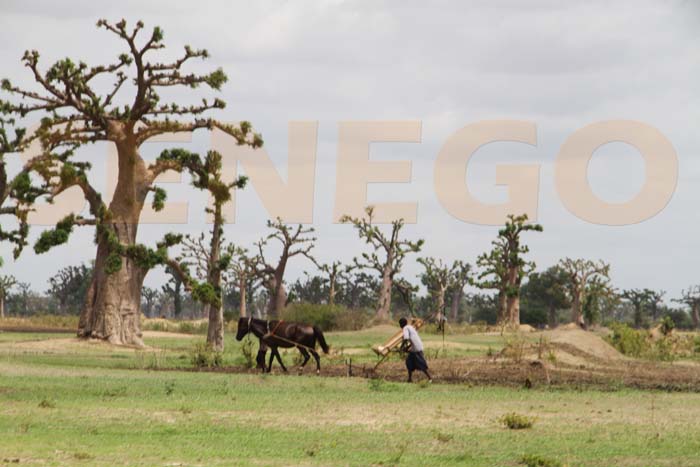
313, 326, 329, 354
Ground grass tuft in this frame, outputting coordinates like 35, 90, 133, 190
501, 412, 535, 430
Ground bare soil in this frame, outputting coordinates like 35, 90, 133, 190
187, 329, 700, 392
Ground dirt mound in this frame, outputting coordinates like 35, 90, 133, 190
547, 329, 623, 361
519, 324, 536, 333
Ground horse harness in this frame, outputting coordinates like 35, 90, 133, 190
255, 318, 322, 354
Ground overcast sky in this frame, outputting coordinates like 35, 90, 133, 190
0, 0, 698, 302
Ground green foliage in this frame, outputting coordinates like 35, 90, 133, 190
34, 215, 75, 254
151, 187, 167, 212
608, 323, 648, 357
500, 412, 535, 430
191, 282, 220, 307
239, 336, 256, 369
660, 316, 675, 335
608, 323, 677, 361
476, 214, 543, 313
189, 342, 223, 368
283, 303, 371, 331
104, 252, 123, 274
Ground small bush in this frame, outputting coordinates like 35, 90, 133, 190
502, 333, 528, 363
283, 303, 372, 331
500, 412, 535, 430
38, 398, 56, 409
190, 342, 223, 368
660, 316, 675, 336
520, 454, 563, 467
608, 323, 649, 357
239, 337, 256, 369
164, 381, 176, 396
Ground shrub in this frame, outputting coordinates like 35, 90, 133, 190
38, 398, 56, 409
500, 412, 535, 430
189, 342, 223, 368
239, 337, 256, 369
520, 454, 564, 467
502, 333, 528, 363
608, 323, 649, 357
660, 316, 675, 336
283, 303, 372, 331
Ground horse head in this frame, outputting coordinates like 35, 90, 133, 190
235, 317, 251, 341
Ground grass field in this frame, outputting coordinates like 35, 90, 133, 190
1, 326, 700, 466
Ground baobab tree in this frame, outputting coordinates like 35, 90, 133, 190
47, 263, 93, 314
558, 258, 610, 328
447, 260, 472, 322
342, 206, 423, 320
582, 276, 615, 326
0, 19, 261, 345
0, 272, 17, 319
674, 286, 700, 329
254, 219, 316, 318
140, 286, 160, 318
622, 288, 661, 329
476, 214, 542, 326
313, 260, 345, 306
162, 265, 186, 318
167, 149, 247, 351
227, 247, 260, 318
418, 257, 451, 324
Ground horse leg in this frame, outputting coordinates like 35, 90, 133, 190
309, 349, 321, 375
274, 347, 288, 372
267, 349, 275, 373
298, 348, 310, 373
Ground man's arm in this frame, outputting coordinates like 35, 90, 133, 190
400, 327, 412, 352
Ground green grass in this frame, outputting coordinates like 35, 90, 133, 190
1, 329, 700, 466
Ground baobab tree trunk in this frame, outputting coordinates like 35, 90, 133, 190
375, 266, 392, 321
506, 295, 520, 326
265, 274, 287, 318
496, 292, 507, 324
207, 303, 224, 351
693, 304, 700, 329
571, 290, 584, 328
504, 268, 520, 326
239, 277, 247, 318
0, 294, 4, 319
78, 140, 149, 347
78, 221, 147, 346
328, 278, 336, 306
205, 207, 225, 352
449, 287, 463, 322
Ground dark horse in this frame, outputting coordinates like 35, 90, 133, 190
236, 317, 329, 374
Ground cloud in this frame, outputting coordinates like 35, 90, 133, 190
0, 0, 697, 301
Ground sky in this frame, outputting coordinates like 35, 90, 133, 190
0, 0, 698, 302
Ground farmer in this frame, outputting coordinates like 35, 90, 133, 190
399, 317, 432, 383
